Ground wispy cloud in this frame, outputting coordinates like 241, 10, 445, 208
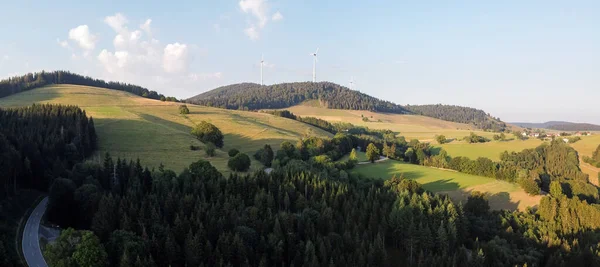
238, 0, 283, 40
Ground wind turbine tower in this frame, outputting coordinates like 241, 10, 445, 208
349, 77, 354, 90
260, 54, 264, 86
311, 48, 319, 82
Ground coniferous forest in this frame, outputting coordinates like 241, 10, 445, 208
405, 104, 507, 131
0, 71, 176, 101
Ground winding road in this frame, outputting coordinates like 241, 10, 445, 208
22, 197, 49, 267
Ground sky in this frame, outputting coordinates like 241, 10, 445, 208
0, 0, 598, 123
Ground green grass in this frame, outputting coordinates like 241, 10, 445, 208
353, 160, 499, 191
351, 160, 539, 211
436, 138, 544, 161
0, 85, 332, 174
338, 151, 368, 162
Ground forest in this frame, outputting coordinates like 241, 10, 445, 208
187, 82, 409, 114
0, 71, 176, 101
0, 104, 97, 265
405, 104, 507, 131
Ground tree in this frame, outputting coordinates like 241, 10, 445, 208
464, 191, 489, 216
191, 121, 224, 148
254, 144, 274, 167
550, 181, 564, 198
593, 144, 600, 162
349, 148, 358, 162
72, 231, 109, 267
520, 178, 541, 195
228, 148, 240, 157
205, 142, 216, 157
366, 143, 380, 163
228, 153, 251, 172
435, 135, 447, 144
48, 178, 77, 227
178, 105, 190, 114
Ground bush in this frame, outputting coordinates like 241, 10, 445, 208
228, 148, 240, 157
179, 105, 190, 114
463, 132, 490, 143
228, 153, 251, 172
205, 143, 216, 157
254, 144, 274, 167
191, 121, 224, 148
435, 135, 446, 144
190, 145, 201, 151
519, 178, 541, 195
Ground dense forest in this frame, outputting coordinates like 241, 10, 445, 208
405, 104, 507, 131
0, 104, 97, 266
0, 71, 176, 101
187, 82, 409, 114
42, 151, 600, 267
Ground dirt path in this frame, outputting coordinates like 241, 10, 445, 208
357, 156, 388, 165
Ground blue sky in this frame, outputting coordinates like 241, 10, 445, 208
0, 1, 598, 123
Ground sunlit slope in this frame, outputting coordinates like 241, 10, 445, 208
570, 134, 600, 185
285, 101, 494, 140
0, 85, 332, 173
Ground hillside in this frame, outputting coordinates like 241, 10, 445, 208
512, 121, 600, 131
187, 82, 409, 113
189, 82, 507, 131
283, 101, 496, 140
405, 104, 507, 131
0, 84, 332, 173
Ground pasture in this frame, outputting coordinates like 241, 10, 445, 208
570, 135, 600, 185
0, 85, 332, 174
352, 160, 541, 211
436, 138, 544, 161
284, 102, 497, 141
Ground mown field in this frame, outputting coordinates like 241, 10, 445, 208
352, 160, 541, 211
0, 85, 332, 174
285, 101, 497, 141
436, 138, 544, 161
570, 134, 600, 185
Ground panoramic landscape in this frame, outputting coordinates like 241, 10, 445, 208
0, 1, 599, 267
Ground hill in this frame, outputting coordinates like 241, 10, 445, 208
512, 121, 600, 131
188, 82, 507, 130
0, 84, 332, 174
187, 82, 409, 113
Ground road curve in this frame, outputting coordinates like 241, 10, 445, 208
22, 196, 49, 267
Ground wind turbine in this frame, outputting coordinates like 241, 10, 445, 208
349, 77, 354, 90
310, 48, 319, 82
260, 54, 264, 86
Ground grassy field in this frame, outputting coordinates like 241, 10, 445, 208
0, 85, 332, 174
338, 151, 368, 162
352, 160, 541, 211
436, 138, 544, 161
570, 135, 600, 185
284, 101, 498, 141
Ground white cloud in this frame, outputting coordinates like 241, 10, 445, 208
238, 0, 282, 40
272, 11, 283, 21
104, 13, 128, 33
97, 49, 130, 73
239, 0, 268, 27
140, 19, 152, 35
213, 23, 221, 33
57, 38, 71, 49
244, 26, 260, 40
163, 43, 189, 73
68, 25, 97, 50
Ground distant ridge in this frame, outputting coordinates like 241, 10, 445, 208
188, 82, 507, 131
512, 121, 600, 131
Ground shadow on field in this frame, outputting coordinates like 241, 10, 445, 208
422, 179, 460, 191
438, 188, 520, 211
137, 113, 192, 133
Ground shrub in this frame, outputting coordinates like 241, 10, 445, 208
228, 153, 251, 172
228, 148, 240, 157
205, 143, 216, 157
179, 105, 190, 114
190, 145, 201, 151
191, 121, 224, 148
435, 135, 447, 144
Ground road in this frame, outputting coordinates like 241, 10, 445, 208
357, 156, 389, 165
22, 196, 49, 267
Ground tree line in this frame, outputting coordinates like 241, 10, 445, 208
405, 104, 507, 131
0, 71, 177, 102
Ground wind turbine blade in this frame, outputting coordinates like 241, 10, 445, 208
315, 48, 319, 54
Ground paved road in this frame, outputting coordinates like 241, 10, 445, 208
22, 197, 49, 267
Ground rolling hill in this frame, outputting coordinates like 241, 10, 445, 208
188, 82, 507, 130
0, 84, 332, 174
512, 121, 600, 131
